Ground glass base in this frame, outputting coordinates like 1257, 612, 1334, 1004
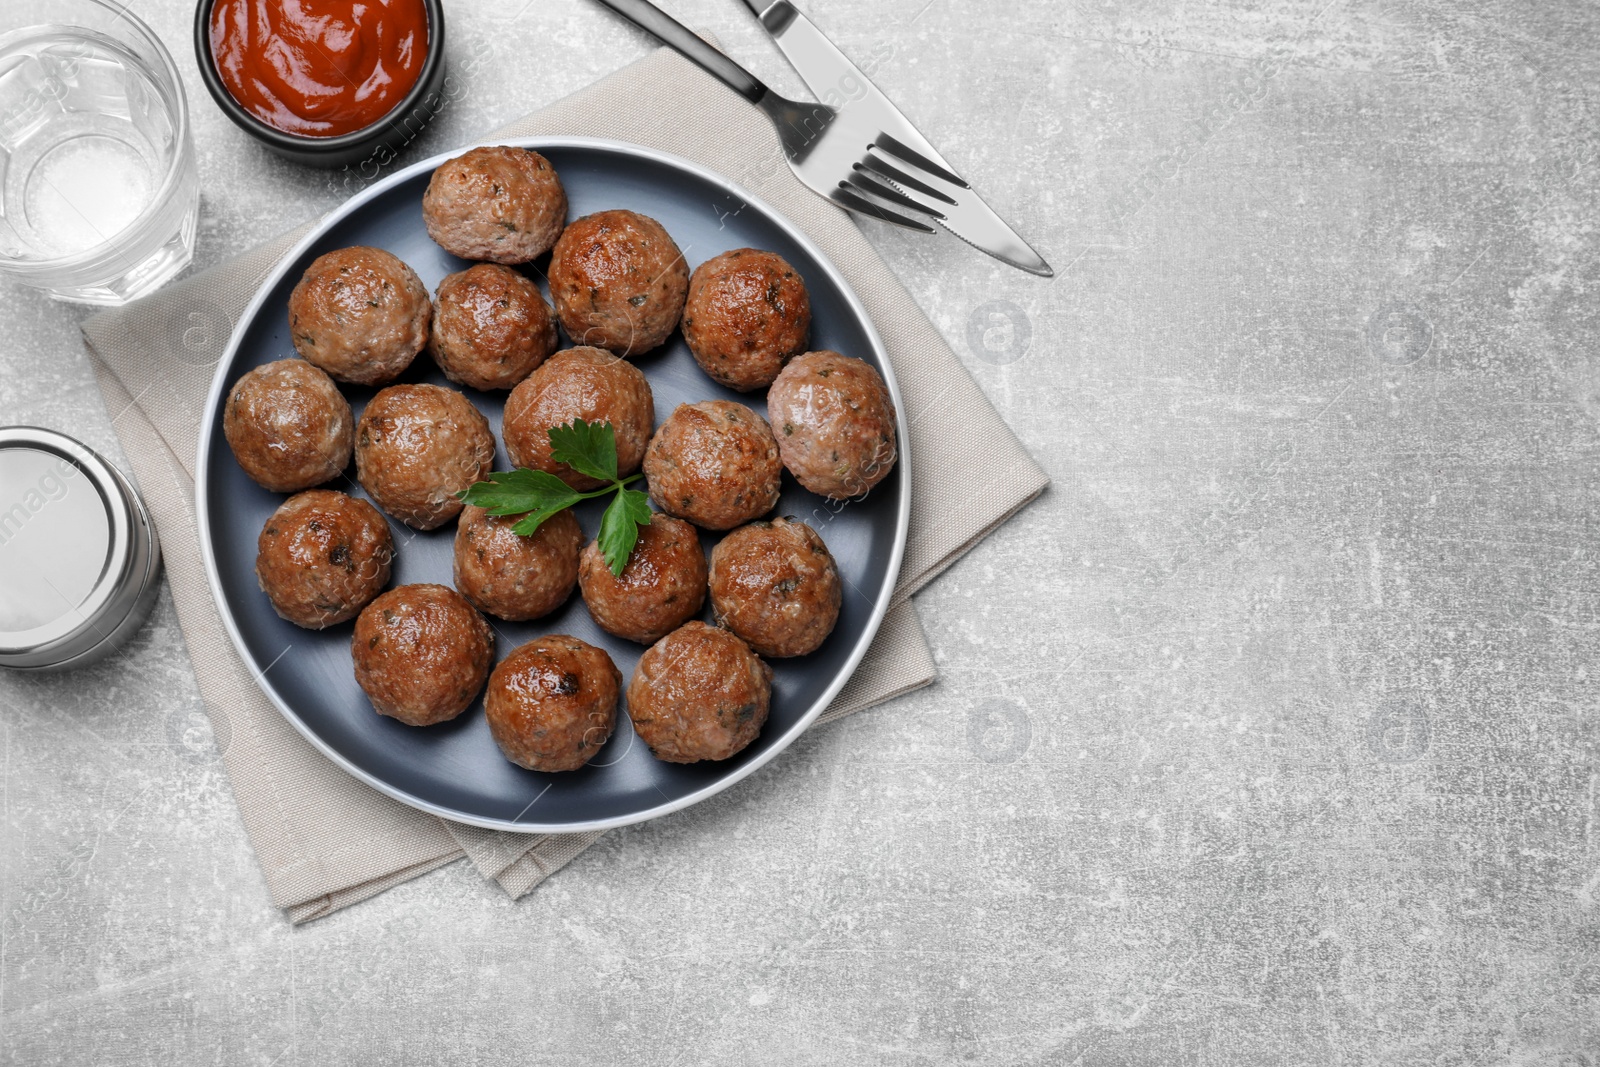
37, 192, 199, 306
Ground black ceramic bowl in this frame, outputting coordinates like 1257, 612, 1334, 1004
193, 0, 447, 170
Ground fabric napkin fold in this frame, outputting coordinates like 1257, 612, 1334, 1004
81, 45, 1047, 922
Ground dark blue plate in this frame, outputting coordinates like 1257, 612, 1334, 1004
196, 137, 909, 832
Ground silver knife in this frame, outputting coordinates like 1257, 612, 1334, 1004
742, 0, 1054, 277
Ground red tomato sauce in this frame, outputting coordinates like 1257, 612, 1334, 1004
209, 0, 429, 138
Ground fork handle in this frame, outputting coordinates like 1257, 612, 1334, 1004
593, 0, 768, 104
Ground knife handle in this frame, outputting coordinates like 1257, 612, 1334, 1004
738, 0, 797, 34
593, 0, 768, 103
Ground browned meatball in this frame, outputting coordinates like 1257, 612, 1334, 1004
256, 490, 393, 629
224, 359, 353, 492
708, 518, 841, 657
288, 246, 432, 385
502, 347, 654, 491
354, 384, 495, 530
352, 584, 493, 727
453, 505, 582, 621
643, 401, 781, 531
682, 248, 811, 391
767, 351, 898, 500
578, 514, 706, 644
485, 636, 621, 772
547, 210, 688, 356
421, 146, 567, 264
428, 264, 559, 391
626, 621, 772, 764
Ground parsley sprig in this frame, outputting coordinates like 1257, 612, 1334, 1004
457, 418, 652, 576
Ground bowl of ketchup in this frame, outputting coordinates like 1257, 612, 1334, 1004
194, 0, 447, 169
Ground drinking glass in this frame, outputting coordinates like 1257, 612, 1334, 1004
0, 0, 199, 306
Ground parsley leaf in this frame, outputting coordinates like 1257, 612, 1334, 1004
460, 468, 579, 518
548, 418, 619, 484
509, 501, 579, 538
598, 488, 653, 577
455, 419, 652, 574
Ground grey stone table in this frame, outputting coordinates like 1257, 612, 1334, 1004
3, 0, 1597, 1062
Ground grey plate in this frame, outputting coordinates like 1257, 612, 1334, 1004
196, 137, 909, 833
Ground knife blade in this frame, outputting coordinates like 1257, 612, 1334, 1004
743, 0, 1054, 277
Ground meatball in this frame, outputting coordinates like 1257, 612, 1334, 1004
224, 359, 353, 492
352, 584, 493, 727
421, 146, 567, 264
502, 347, 654, 491
578, 514, 706, 645
256, 489, 393, 629
708, 518, 841, 657
485, 636, 621, 772
682, 248, 811, 391
547, 210, 688, 356
767, 350, 898, 500
288, 246, 432, 385
643, 400, 781, 530
429, 264, 559, 391
626, 621, 772, 764
354, 384, 495, 530
453, 505, 582, 621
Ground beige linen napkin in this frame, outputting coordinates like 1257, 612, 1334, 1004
81, 46, 1047, 922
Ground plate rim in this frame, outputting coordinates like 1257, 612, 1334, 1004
194, 134, 911, 833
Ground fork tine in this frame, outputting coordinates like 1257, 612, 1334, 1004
830, 186, 938, 233
857, 156, 959, 206
872, 133, 970, 189
844, 171, 948, 221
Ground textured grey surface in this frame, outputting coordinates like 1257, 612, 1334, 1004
1, 0, 1597, 1062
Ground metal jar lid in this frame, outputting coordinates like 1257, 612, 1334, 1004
0, 427, 162, 671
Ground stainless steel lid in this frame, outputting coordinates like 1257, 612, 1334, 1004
0, 426, 161, 671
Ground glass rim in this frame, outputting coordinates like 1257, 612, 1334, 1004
0, 0, 194, 274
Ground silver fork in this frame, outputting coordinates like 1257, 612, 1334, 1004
593, 0, 943, 233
